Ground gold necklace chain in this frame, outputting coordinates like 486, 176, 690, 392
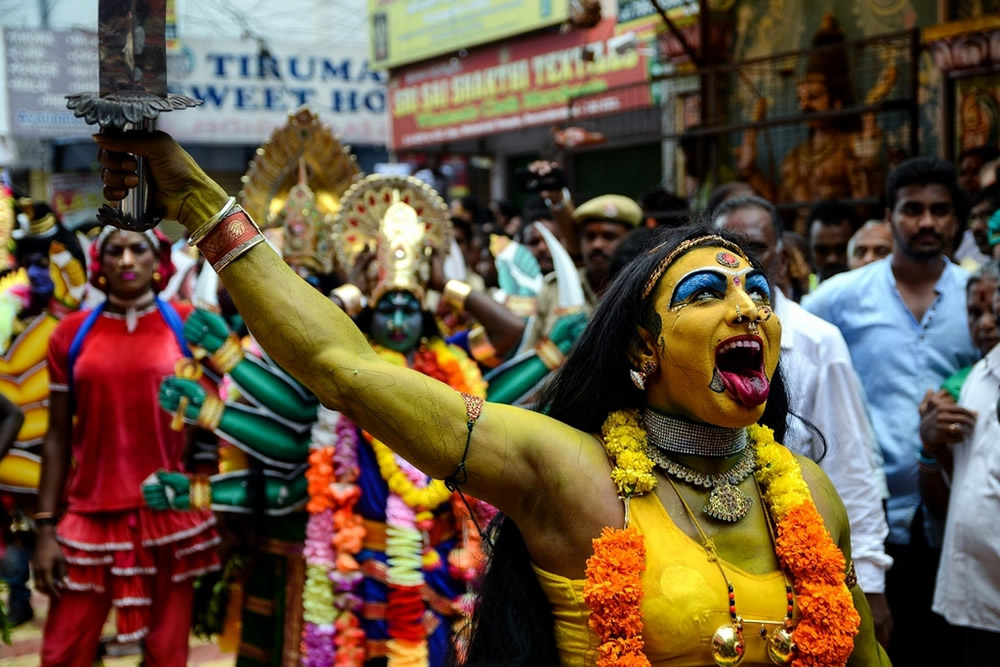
666, 477, 796, 666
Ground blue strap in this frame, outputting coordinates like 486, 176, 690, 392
155, 297, 192, 359
66, 302, 106, 403
66, 298, 192, 411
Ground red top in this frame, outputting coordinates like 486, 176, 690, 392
48, 302, 193, 513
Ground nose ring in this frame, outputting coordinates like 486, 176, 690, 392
735, 304, 744, 323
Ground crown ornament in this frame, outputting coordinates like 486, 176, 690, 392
239, 106, 361, 274
332, 174, 450, 304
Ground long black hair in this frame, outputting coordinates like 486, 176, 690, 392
460, 222, 793, 665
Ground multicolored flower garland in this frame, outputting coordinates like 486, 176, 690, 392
303, 339, 490, 666
586, 411, 861, 667
302, 408, 366, 666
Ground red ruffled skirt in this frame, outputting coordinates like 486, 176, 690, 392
57, 508, 220, 642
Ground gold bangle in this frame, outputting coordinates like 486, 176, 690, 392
468, 326, 499, 367
32, 511, 55, 521
442, 280, 472, 311
331, 284, 364, 317
534, 339, 565, 371
504, 295, 538, 318
210, 334, 244, 374
196, 395, 224, 431
189, 474, 212, 511
188, 196, 237, 247
171, 396, 189, 432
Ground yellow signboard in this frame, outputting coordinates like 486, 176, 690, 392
369, 0, 570, 70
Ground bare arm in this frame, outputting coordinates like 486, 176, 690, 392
463, 291, 525, 356
94, 132, 589, 522
33, 390, 71, 596
0, 392, 24, 460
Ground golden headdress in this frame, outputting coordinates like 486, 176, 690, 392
239, 107, 361, 275
332, 175, 450, 303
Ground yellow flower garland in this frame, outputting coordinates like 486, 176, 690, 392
368, 435, 454, 511
600, 409, 657, 497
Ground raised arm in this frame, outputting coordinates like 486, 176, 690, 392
95, 132, 586, 520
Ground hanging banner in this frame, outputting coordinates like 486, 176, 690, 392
162, 37, 388, 145
388, 19, 653, 149
369, 0, 571, 70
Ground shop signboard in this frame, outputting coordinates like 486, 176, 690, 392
388, 19, 653, 149
369, 0, 571, 70
162, 37, 387, 145
2, 29, 388, 146
4, 28, 97, 138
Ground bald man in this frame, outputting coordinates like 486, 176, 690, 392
848, 220, 894, 270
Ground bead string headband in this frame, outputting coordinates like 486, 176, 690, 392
642, 235, 750, 299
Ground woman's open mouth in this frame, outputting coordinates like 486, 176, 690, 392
714, 335, 769, 407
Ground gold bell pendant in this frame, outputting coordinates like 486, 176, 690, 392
711, 623, 746, 666
766, 625, 796, 664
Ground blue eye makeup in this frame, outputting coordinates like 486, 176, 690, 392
745, 272, 771, 301
671, 271, 728, 306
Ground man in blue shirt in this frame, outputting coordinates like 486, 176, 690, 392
805, 156, 978, 666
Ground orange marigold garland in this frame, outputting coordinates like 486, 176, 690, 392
585, 410, 656, 667
751, 424, 860, 667
584, 526, 649, 667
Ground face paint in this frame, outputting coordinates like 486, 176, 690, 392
649, 246, 781, 428
371, 290, 424, 353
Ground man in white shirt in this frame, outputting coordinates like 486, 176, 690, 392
715, 195, 894, 646
930, 327, 1000, 663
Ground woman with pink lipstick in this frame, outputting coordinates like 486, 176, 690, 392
32, 227, 219, 666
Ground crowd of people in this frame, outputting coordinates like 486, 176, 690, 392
0, 121, 995, 666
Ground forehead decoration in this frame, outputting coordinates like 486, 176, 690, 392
642, 235, 749, 299
716, 251, 741, 269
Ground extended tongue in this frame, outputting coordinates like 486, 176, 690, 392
718, 369, 770, 407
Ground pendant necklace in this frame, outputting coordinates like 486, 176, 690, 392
666, 477, 797, 666
646, 444, 756, 522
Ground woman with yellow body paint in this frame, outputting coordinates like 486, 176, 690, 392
96, 132, 888, 666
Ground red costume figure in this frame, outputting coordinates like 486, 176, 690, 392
34, 227, 219, 666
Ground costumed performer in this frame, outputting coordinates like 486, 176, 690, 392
99, 131, 888, 666
146, 173, 496, 665
0, 197, 88, 493
32, 225, 220, 666
0, 197, 87, 627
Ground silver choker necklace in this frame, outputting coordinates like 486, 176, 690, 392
642, 409, 747, 458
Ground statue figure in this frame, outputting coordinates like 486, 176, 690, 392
736, 13, 897, 233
